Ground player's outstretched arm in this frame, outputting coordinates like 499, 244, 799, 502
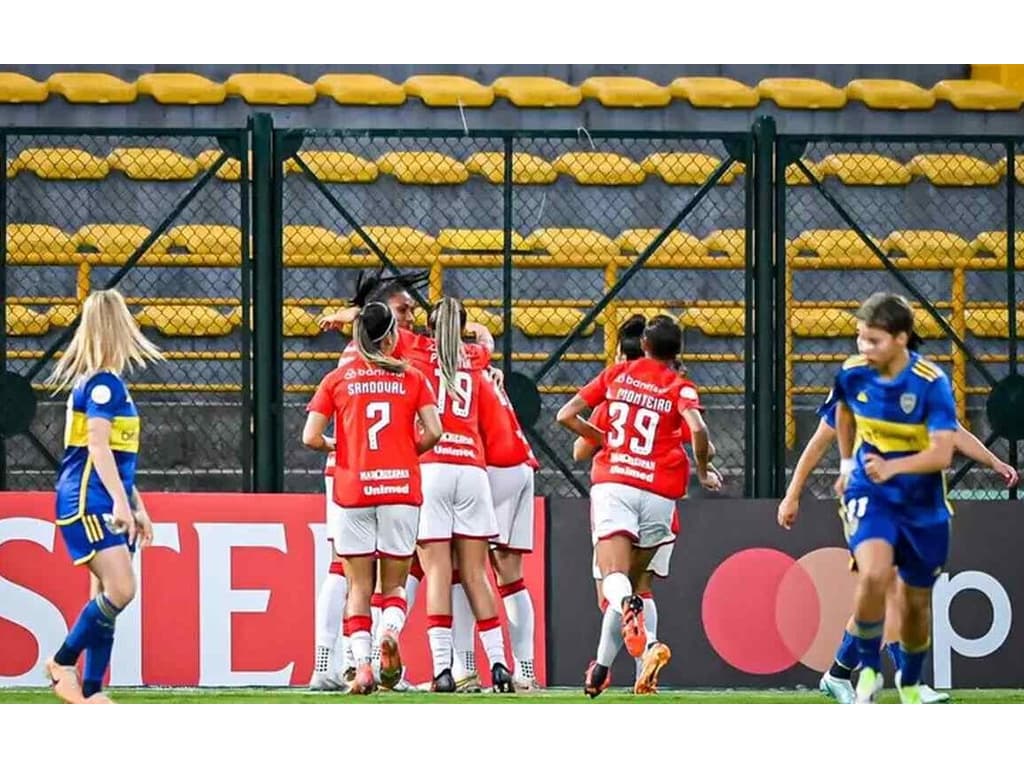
302, 412, 336, 454
834, 402, 856, 497
556, 395, 604, 445
318, 306, 359, 332
778, 418, 836, 529
954, 424, 1020, 487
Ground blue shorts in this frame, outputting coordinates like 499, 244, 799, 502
842, 493, 950, 588
56, 510, 131, 566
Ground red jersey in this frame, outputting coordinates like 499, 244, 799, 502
578, 358, 702, 499
308, 356, 435, 507
479, 374, 539, 469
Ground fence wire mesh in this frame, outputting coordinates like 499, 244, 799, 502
2, 131, 250, 491
782, 137, 1021, 500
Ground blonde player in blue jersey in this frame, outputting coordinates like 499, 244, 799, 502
44, 289, 162, 703
829, 292, 959, 704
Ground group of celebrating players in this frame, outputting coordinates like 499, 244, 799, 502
41, 269, 1019, 703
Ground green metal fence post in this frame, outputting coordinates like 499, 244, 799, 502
0, 130, 7, 491
502, 136, 514, 380
252, 113, 283, 492
772, 126, 788, 498
752, 116, 777, 497
1007, 141, 1018, 498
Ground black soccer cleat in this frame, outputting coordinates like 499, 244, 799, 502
431, 668, 456, 693
584, 661, 611, 699
491, 662, 515, 693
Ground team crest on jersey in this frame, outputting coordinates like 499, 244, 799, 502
900, 393, 917, 413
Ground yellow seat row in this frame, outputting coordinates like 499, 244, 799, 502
1, 71, 1021, 111
7, 224, 1023, 269
8, 146, 1022, 188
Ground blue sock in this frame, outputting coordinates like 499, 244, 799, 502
853, 619, 884, 672
885, 641, 903, 673
829, 631, 859, 678
82, 616, 118, 697
53, 595, 121, 670
900, 643, 929, 687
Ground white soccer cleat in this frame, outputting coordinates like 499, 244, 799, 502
855, 667, 884, 704
894, 670, 950, 704
309, 670, 347, 691
819, 672, 856, 704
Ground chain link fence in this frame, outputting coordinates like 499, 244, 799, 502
2, 129, 251, 491
781, 136, 1022, 500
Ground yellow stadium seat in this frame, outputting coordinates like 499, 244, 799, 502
376, 151, 468, 184
641, 152, 741, 185
971, 65, 1024, 96
464, 152, 558, 184
285, 151, 378, 183
136, 304, 236, 337
107, 148, 200, 181
816, 153, 911, 186
609, 306, 678, 327
6, 306, 50, 336
0, 72, 48, 103
6, 224, 77, 256
788, 229, 879, 265
615, 229, 708, 264
703, 229, 746, 260
437, 229, 526, 252
969, 232, 1024, 262
46, 305, 79, 328
553, 152, 645, 185
283, 225, 351, 263
881, 230, 972, 266
790, 308, 856, 337
155, 224, 242, 256
785, 161, 824, 185
513, 307, 595, 338
467, 307, 505, 337
224, 73, 317, 105
403, 75, 494, 107
932, 80, 1023, 111
906, 154, 1001, 186
966, 307, 1024, 338
9, 147, 108, 180
525, 228, 620, 260
73, 224, 152, 255
348, 226, 440, 264
314, 74, 406, 105
136, 73, 226, 105
912, 309, 949, 339
47, 72, 136, 104
491, 76, 581, 107
680, 306, 745, 337
282, 306, 322, 337
580, 77, 671, 108
195, 149, 247, 181
669, 77, 759, 108
845, 79, 935, 110
995, 157, 1024, 185
757, 78, 847, 109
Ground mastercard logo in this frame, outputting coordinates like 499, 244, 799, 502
701, 547, 857, 674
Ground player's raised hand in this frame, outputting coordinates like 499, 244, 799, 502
318, 307, 358, 332
777, 495, 799, 530
991, 460, 1019, 489
863, 453, 894, 483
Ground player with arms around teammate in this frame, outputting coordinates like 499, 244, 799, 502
45, 289, 161, 703
830, 293, 958, 704
303, 302, 443, 694
557, 315, 721, 697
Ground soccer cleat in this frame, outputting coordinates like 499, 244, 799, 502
898, 683, 923, 704
349, 663, 376, 695
308, 670, 346, 691
389, 677, 414, 692
514, 677, 542, 692
454, 671, 482, 693
45, 657, 85, 704
378, 630, 403, 690
855, 667, 884, 704
894, 670, 950, 704
583, 661, 611, 699
343, 666, 357, 684
620, 595, 647, 658
819, 672, 856, 704
431, 668, 457, 693
491, 663, 515, 694
634, 642, 671, 695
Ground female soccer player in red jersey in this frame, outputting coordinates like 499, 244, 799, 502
304, 301, 442, 694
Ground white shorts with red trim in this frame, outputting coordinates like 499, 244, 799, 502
418, 464, 497, 542
487, 463, 535, 552
333, 503, 420, 558
590, 537, 674, 580
590, 482, 674, 550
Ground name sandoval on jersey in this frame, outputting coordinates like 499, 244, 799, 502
346, 381, 408, 396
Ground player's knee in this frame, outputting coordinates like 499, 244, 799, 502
858, 567, 891, 597
105, 573, 136, 609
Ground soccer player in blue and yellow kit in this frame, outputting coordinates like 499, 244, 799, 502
44, 289, 162, 703
830, 293, 958, 704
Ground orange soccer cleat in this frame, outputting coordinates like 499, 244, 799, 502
634, 642, 672, 695
620, 595, 648, 658
45, 657, 86, 704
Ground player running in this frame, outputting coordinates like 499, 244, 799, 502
557, 315, 721, 698
45, 289, 161, 704
303, 301, 442, 694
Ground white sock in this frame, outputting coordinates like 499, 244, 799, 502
371, 604, 382, 636
477, 618, 507, 668
405, 574, 420, 615
343, 633, 355, 671
642, 595, 658, 645
350, 630, 372, 666
501, 582, 535, 680
597, 603, 625, 667
601, 572, 632, 614
381, 603, 407, 636
452, 582, 476, 678
314, 572, 347, 672
427, 624, 453, 677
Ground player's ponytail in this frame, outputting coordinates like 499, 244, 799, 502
432, 296, 466, 404
354, 302, 406, 374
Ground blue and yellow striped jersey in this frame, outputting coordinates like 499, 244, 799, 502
827, 352, 958, 521
54, 371, 140, 521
